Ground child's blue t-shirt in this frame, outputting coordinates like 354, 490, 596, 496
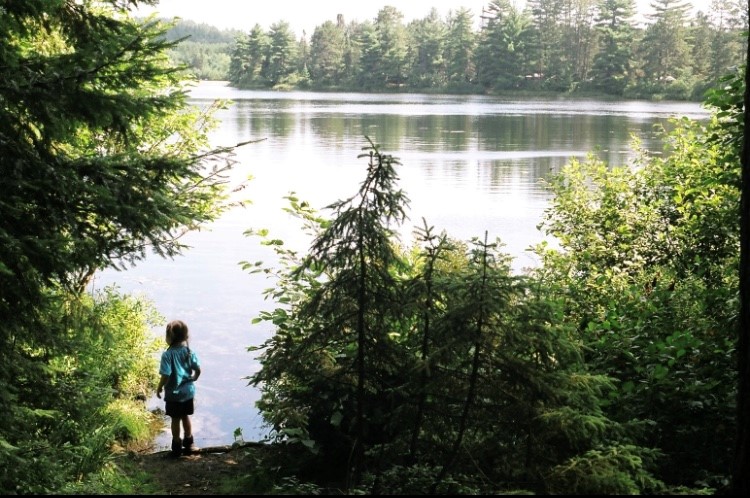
159, 345, 200, 402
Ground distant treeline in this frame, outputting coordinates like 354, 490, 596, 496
160, 0, 746, 100
149, 18, 242, 80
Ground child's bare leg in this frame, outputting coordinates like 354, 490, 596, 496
181, 415, 196, 453
181, 415, 192, 439
171, 417, 181, 440
169, 416, 183, 457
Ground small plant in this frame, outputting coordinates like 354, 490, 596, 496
272, 476, 323, 495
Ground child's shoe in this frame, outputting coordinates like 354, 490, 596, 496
182, 435, 197, 455
169, 438, 182, 458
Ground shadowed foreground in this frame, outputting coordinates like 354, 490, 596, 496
126, 442, 269, 495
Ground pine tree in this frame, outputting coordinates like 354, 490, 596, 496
0, 0, 237, 491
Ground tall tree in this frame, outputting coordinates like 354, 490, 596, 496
0, 0, 235, 488
566, 0, 599, 84
689, 10, 713, 82
406, 8, 447, 88
526, 0, 573, 90
375, 6, 409, 86
264, 20, 299, 86
228, 24, 270, 87
0, 0, 234, 315
297, 31, 311, 86
476, 0, 533, 90
733, 2, 750, 493
341, 18, 363, 87
707, 0, 746, 83
444, 7, 478, 87
356, 21, 383, 89
591, 0, 637, 95
406, 221, 451, 463
429, 233, 498, 492
309, 20, 347, 87
639, 0, 693, 82
250, 138, 409, 489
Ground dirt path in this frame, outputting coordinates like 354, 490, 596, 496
127, 443, 264, 495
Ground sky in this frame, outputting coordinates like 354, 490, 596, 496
135, 0, 714, 36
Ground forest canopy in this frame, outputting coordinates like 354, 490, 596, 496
158, 0, 748, 100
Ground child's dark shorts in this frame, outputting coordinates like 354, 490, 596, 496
165, 398, 194, 418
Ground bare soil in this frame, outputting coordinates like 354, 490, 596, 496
125, 443, 264, 495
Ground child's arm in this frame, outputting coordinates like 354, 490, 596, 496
155, 374, 169, 399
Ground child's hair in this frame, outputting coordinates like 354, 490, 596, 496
166, 320, 193, 367
166, 320, 189, 346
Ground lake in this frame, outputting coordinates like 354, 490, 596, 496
90, 81, 708, 450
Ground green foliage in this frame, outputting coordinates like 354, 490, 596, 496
0, 288, 162, 494
220, 3, 746, 99
229, 24, 271, 88
533, 94, 739, 487
60, 458, 164, 495
266, 21, 300, 86
590, 0, 637, 96
211, 446, 327, 495
160, 18, 242, 44
250, 138, 409, 484
105, 399, 157, 444
548, 444, 664, 494
270, 477, 324, 495
0, 1, 235, 311
246, 73, 747, 492
0, 1, 238, 493
406, 9, 448, 89
148, 19, 242, 80
248, 137, 663, 494
309, 20, 348, 88
443, 8, 477, 88
168, 41, 232, 80
476, 0, 533, 91
638, 0, 693, 83
362, 464, 484, 495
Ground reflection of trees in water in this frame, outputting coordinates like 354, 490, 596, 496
226, 96, 691, 174
232, 99, 298, 138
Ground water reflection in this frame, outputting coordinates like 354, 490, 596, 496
231, 97, 679, 173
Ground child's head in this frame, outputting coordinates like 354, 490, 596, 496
166, 320, 189, 346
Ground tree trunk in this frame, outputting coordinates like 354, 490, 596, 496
430, 232, 490, 493
732, 5, 750, 494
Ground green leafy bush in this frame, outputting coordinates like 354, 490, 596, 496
534, 101, 739, 488
248, 139, 663, 494
0, 288, 162, 494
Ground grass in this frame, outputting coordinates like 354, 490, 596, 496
60, 458, 165, 495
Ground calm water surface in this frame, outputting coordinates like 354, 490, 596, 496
91, 81, 708, 449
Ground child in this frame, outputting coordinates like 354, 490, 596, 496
156, 320, 201, 457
